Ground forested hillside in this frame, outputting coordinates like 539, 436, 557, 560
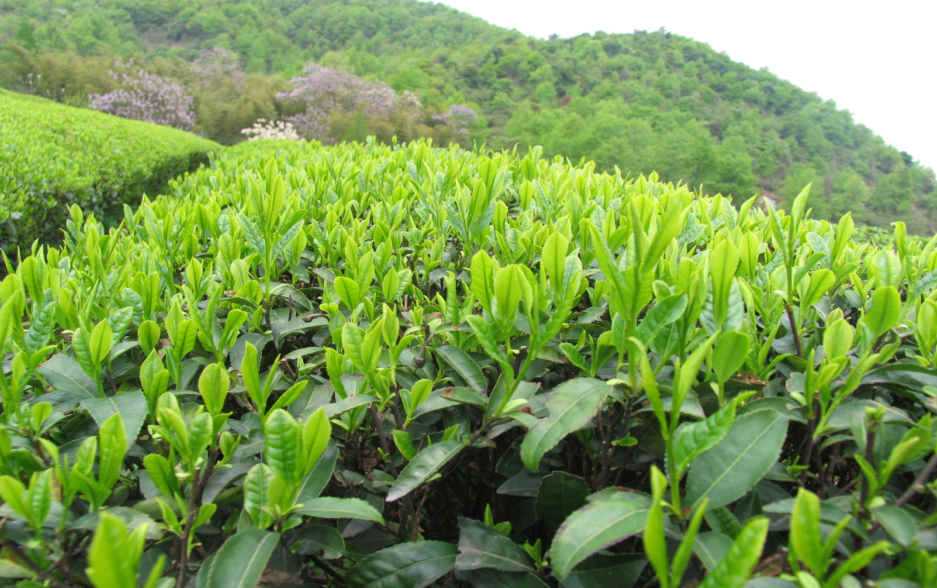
2, 0, 934, 232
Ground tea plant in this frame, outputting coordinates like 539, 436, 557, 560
0, 89, 218, 253
0, 138, 935, 587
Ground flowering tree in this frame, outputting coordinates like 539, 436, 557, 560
89, 68, 196, 131
433, 103, 478, 135
277, 63, 397, 142
191, 47, 244, 91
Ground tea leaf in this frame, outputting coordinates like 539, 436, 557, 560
520, 378, 609, 472
685, 410, 787, 510
534, 472, 590, 529
790, 488, 823, 575
455, 517, 533, 572
673, 400, 740, 472
548, 494, 651, 580
346, 541, 457, 588
435, 345, 487, 393
206, 530, 279, 588
294, 497, 384, 523
386, 441, 464, 502
861, 286, 901, 339
711, 330, 750, 385
696, 517, 769, 588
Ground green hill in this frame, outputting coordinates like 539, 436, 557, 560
0, 89, 218, 251
1, 0, 934, 232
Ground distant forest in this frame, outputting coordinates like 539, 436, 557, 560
1, 0, 934, 232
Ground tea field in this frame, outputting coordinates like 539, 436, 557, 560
0, 135, 935, 588
0, 90, 218, 253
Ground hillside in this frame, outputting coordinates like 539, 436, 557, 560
1, 0, 935, 232
0, 89, 218, 251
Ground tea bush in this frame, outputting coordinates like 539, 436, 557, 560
1, 138, 936, 587
0, 90, 218, 253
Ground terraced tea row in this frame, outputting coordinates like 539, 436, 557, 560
0, 138, 934, 586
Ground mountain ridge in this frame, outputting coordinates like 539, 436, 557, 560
1, 0, 934, 231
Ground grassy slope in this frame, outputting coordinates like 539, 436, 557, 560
0, 89, 219, 251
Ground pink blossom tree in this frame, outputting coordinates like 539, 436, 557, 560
432, 104, 479, 136
277, 63, 397, 142
191, 47, 245, 91
89, 68, 196, 131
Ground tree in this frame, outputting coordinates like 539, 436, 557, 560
342, 110, 370, 143
872, 166, 914, 214
88, 67, 196, 131
13, 24, 37, 52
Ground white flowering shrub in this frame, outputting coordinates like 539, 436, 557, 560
240, 118, 302, 141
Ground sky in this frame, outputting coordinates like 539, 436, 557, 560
429, 0, 937, 171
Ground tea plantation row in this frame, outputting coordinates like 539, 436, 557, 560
0, 137, 934, 587
0, 90, 218, 252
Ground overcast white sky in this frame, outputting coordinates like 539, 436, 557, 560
429, 0, 937, 171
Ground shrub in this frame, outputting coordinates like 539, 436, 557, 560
0, 138, 935, 587
0, 89, 218, 252
241, 118, 302, 142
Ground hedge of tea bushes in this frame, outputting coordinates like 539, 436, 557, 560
0, 89, 218, 253
0, 137, 936, 587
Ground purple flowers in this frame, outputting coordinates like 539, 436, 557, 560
432, 104, 479, 135
277, 63, 397, 142
274, 62, 478, 144
80, 56, 478, 145
89, 68, 196, 132
191, 47, 245, 91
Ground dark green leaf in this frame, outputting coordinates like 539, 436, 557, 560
295, 524, 344, 559
455, 517, 532, 573
861, 363, 937, 392
685, 410, 787, 510
520, 378, 609, 472
458, 569, 549, 588
38, 354, 97, 399
80, 391, 147, 448
561, 553, 647, 588
534, 472, 590, 529
297, 443, 338, 503
346, 541, 457, 588
202, 463, 252, 504
497, 471, 546, 498
703, 507, 742, 539
694, 532, 733, 572
548, 493, 651, 580
436, 345, 487, 393
873, 505, 917, 547
294, 497, 384, 523
386, 440, 464, 502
